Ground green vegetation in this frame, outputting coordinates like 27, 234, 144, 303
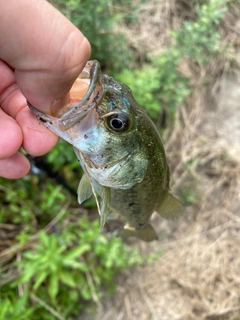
1, 0, 230, 319
116, 0, 228, 119
0, 218, 141, 320
172, 0, 227, 63
49, 0, 140, 73
0, 169, 142, 319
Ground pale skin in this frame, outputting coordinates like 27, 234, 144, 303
0, 0, 91, 179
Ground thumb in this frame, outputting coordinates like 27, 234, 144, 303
0, 0, 91, 114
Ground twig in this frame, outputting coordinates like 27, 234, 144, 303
132, 275, 158, 320
85, 268, 103, 311
17, 252, 24, 297
30, 293, 65, 320
0, 200, 70, 262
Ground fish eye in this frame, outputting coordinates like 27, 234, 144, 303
105, 113, 130, 133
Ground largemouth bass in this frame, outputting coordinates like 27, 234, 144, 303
29, 60, 183, 242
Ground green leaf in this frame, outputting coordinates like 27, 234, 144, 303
0, 299, 11, 319
38, 230, 49, 247
19, 265, 38, 283
48, 273, 59, 300
63, 260, 88, 271
64, 244, 90, 261
14, 290, 29, 314
59, 271, 76, 287
33, 271, 48, 290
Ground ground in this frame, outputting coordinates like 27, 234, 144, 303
81, 68, 240, 320
80, 0, 240, 315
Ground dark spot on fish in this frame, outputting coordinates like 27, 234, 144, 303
40, 117, 52, 124
138, 223, 145, 228
129, 203, 136, 209
84, 134, 88, 139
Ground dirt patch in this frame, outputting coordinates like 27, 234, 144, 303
207, 72, 240, 154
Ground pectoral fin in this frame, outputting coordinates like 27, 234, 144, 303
99, 187, 111, 230
77, 173, 93, 204
118, 224, 158, 242
74, 147, 110, 231
157, 192, 184, 219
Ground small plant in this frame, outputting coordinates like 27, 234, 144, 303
1, 218, 142, 319
0, 291, 35, 320
172, 0, 228, 64
49, 0, 138, 73
116, 0, 228, 120
116, 66, 164, 119
0, 175, 68, 228
116, 55, 190, 120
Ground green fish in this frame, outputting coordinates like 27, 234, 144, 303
29, 60, 183, 242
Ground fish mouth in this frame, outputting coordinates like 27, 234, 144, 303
28, 60, 104, 132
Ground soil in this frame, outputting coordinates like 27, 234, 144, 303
78, 1, 240, 317
80, 72, 240, 320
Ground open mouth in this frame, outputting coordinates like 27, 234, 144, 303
28, 60, 104, 131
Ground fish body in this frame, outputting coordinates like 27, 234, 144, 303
29, 61, 183, 242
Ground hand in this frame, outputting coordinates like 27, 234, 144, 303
0, 0, 90, 179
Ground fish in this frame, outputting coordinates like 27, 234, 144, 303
28, 60, 183, 242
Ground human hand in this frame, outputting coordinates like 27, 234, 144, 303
0, 0, 90, 179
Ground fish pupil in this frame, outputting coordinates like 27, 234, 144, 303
105, 113, 130, 133
110, 118, 123, 129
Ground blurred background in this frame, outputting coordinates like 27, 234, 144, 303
1, 0, 240, 319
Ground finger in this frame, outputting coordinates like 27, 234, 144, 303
0, 109, 23, 159
0, 60, 59, 156
0, 0, 91, 113
16, 106, 59, 156
0, 59, 24, 118
0, 152, 30, 179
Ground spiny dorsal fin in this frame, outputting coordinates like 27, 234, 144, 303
157, 192, 184, 219
77, 173, 93, 204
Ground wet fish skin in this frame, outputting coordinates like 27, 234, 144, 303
29, 60, 183, 242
